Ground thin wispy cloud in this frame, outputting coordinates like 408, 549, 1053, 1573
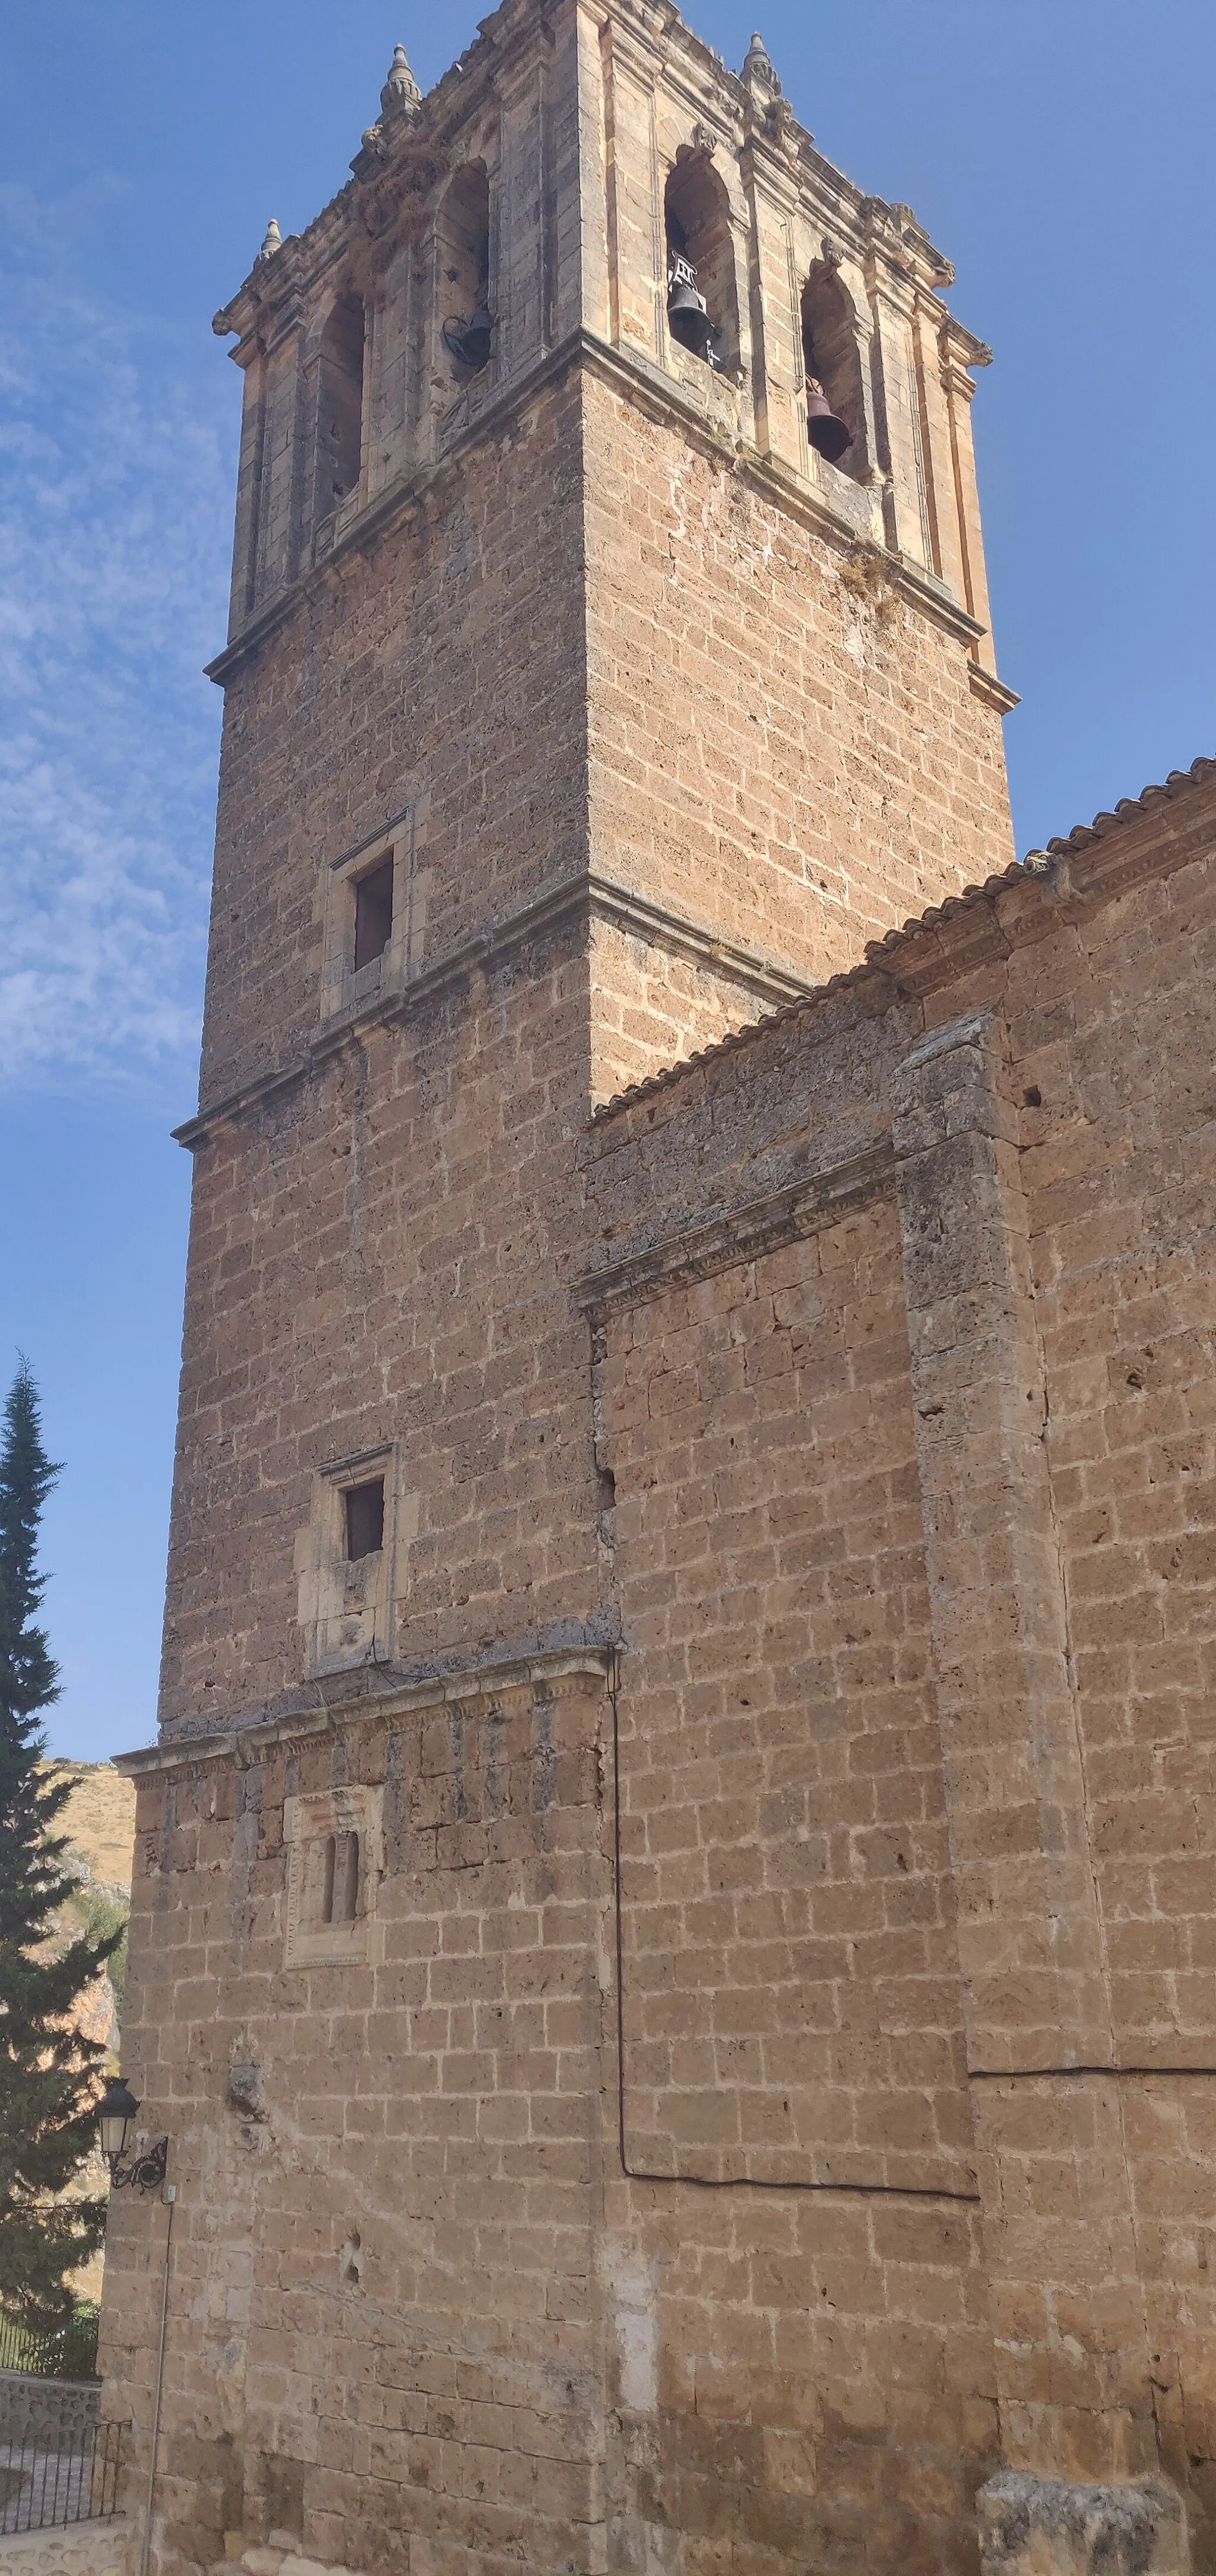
0, 182, 233, 1096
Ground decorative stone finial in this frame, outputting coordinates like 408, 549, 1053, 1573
256, 218, 283, 263
743, 31, 781, 92
381, 42, 421, 116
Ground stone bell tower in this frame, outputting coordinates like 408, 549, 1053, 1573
102, 9, 1024, 2575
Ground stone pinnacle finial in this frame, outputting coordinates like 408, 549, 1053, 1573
381, 41, 421, 116
743, 30, 781, 92
256, 218, 283, 263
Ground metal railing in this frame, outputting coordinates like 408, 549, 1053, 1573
0, 2307, 100, 2382
0, 2416, 126, 2534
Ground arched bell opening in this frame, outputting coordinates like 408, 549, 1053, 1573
439, 163, 495, 375
801, 266, 867, 479
315, 292, 366, 517
664, 154, 739, 376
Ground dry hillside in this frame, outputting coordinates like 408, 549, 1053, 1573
45, 1762, 135, 1898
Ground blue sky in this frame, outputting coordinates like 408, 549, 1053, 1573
1, 2, 1212, 1763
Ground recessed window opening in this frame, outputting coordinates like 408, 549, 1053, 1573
439, 164, 494, 373
664, 156, 739, 374
316, 293, 366, 514
801, 267, 865, 478
322, 1832, 360, 1925
345, 1478, 385, 1562
353, 858, 394, 971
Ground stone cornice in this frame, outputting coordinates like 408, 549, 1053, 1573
114, 1647, 616, 1779
572, 1138, 895, 1314
172, 868, 814, 1149
205, 324, 988, 688
213, 0, 961, 343
968, 664, 1021, 714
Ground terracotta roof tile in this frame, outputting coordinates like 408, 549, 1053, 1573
591, 754, 1216, 1122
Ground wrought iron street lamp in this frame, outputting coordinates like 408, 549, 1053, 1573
96, 2076, 169, 2194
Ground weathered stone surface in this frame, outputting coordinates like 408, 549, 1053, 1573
0, 2519, 131, 2575
0, 2372, 100, 2453
978, 2472, 1188, 2575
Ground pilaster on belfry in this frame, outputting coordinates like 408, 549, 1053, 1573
940, 338, 998, 647
737, 125, 804, 472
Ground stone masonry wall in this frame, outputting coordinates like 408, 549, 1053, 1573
600, 1197, 993, 2576
196, 356, 1013, 1134
1015, 832, 1216, 2530
587, 916, 784, 1105
607, 1199, 965, 2194
102, 1671, 611, 2576
166, 335, 1016, 1744
580, 780, 1216, 2569
582, 369, 1015, 1009
198, 375, 590, 1114
0, 2522, 132, 2576
0, 2373, 100, 2452
161, 935, 602, 1735
116, 769, 1216, 2575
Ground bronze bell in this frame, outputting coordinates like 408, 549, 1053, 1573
442, 297, 495, 372
460, 297, 495, 371
668, 261, 715, 365
806, 378, 852, 464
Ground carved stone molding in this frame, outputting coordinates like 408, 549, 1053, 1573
572, 1139, 895, 1316
172, 858, 815, 1152
114, 1646, 616, 1775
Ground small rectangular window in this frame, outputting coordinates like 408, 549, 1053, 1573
345, 1478, 385, 1562
322, 1831, 360, 1925
353, 858, 394, 971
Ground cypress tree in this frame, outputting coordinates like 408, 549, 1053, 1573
0, 1361, 122, 2327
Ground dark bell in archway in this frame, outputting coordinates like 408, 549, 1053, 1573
806, 378, 852, 464
442, 298, 495, 372
668, 268, 715, 365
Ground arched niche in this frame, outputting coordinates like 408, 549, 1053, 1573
664, 151, 740, 376
802, 265, 868, 482
438, 163, 494, 374
315, 292, 366, 519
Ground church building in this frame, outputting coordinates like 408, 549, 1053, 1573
103, 7, 1216, 2574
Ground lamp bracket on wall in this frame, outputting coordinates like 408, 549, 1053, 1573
109, 2136, 169, 2195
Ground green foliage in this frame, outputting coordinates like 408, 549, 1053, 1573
0, 2298, 100, 2382
0, 1363, 122, 2330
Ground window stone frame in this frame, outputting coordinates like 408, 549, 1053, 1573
319, 805, 422, 1023
283, 1784, 384, 1970
296, 1442, 403, 1679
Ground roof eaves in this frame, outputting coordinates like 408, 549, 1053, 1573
591, 754, 1216, 1124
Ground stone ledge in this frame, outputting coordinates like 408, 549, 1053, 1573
572, 1138, 895, 1315
171, 865, 812, 1151
206, 326, 986, 689
113, 1644, 615, 1778
977, 2472, 1188, 2576
968, 660, 1021, 713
